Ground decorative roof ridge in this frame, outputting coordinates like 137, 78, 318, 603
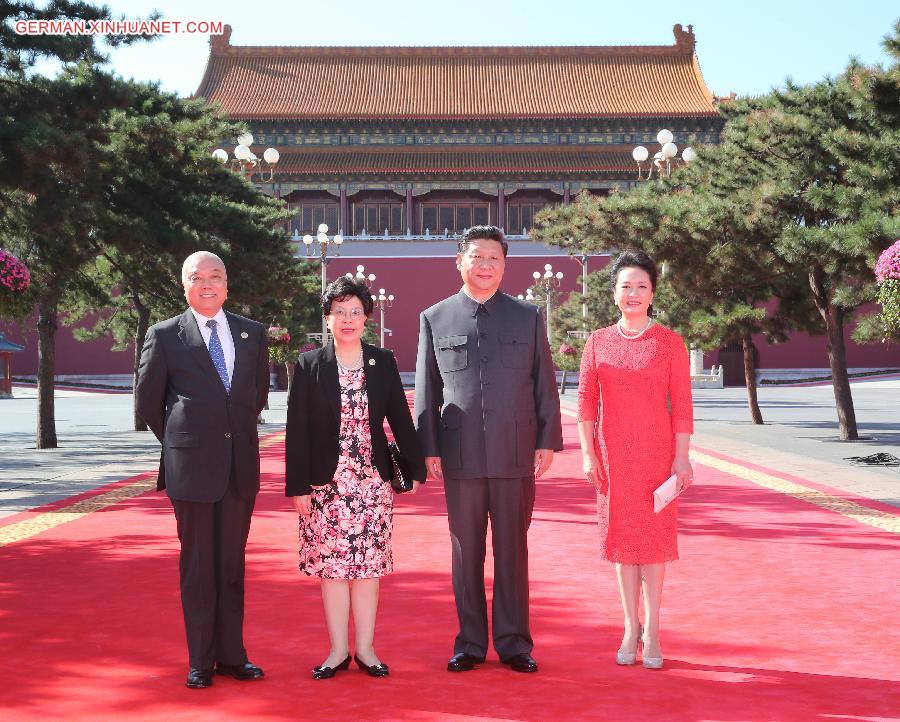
689, 50, 716, 107
209, 23, 696, 58
273, 146, 634, 155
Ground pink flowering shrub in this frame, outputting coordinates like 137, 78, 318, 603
875, 241, 900, 338
875, 240, 900, 283
267, 325, 291, 345
554, 341, 582, 372
0, 249, 30, 294
267, 325, 293, 363
0, 249, 32, 319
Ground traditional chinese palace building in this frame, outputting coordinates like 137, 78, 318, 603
4, 25, 896, 380
197, 23, 721, 240
192, 23, 730, 372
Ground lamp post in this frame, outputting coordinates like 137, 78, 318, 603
633, 133, 704, 375
574, 253, 588, 327
518, 264, 564, 343
345, 264, 376, 286
632, 129, 696, 180
212, 132, 280, 181
373, 288, 395, 348
297, 223, 344, 341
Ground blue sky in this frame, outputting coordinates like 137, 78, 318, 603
31, 0, 899, 98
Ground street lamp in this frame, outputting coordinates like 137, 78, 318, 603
572, 253, 589, 327
373, 288, 395, 348
632, 129, 695, 180
212, 132, 280, 181
518, 264, 564, 343
632, 138, 705, 374
296, 223, 344, 341
346, 264, 376, 286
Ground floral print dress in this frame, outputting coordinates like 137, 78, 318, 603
298, 364, 394, 579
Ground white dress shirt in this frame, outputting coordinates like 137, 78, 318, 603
190, 307, 235, 385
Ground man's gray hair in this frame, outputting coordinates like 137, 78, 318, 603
181, 251, 227, 283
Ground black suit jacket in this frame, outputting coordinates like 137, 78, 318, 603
284, 343, 426, 497
135, 308, 270, 503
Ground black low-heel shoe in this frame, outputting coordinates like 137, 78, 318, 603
354, 654, 389, 677
312, 655, 351, 680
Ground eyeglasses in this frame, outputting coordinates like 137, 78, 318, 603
330, 308, 365, 319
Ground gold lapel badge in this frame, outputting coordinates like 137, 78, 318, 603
240, 331, 249, 339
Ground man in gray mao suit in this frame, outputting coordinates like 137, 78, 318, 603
136, 251, 269, 689
415, 225, 563, 674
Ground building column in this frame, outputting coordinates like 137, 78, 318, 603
497, 185, 505, 230
563, 183, 571, 205
339, 188, 349, 235
406, 187, 414, 235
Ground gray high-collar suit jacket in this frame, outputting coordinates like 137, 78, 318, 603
415, 289, 563, 480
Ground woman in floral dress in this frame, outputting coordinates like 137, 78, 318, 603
577, 250, 693, 670
285, 277, 426, 679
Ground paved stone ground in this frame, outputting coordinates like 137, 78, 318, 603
1, 377, 898, 520
560, 376, 900, 507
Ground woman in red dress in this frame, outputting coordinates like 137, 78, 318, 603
576, 250, 693, 669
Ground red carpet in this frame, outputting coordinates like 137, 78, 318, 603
1, 413, 899, 721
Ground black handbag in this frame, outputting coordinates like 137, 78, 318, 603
387, 441, 414, 493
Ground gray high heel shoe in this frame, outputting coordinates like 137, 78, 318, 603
616, 626, 641, 665
641, 632, 664, 669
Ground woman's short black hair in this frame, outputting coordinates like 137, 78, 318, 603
609, 249, 658, 291
321, 276, 374, 317
458, 225, 509, 257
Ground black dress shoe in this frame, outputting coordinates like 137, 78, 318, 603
354, 654, 389, 677
215, 661, 265, 680
501, 653, 538, 673
447, 652, 486, 672
312, 655, 352, 680
185, 668, 213, 688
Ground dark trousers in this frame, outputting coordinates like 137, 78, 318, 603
443, 476, 536, 659
171, 479, 255, 670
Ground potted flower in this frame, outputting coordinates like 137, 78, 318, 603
267, 325, 295, 390
554, 342, 581, 394
0, 249, 31, 319
875, 240, 900, 343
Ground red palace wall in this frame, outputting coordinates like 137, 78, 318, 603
3, 254, 898, 376
1, 315, 136, 377
324, 255, 588, 372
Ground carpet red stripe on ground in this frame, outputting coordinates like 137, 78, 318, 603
0, 414, 898, 721
691, 443, 900, 515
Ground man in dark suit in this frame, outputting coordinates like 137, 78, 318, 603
415, 226, 563, 674
136, 251, 269, 689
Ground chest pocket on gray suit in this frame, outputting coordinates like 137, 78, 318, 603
499, 331, 530, 369
436, 335, 468, 372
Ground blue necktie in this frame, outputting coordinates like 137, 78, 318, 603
206, 319, 231, 392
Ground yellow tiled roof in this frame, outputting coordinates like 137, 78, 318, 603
197, 24, 719, 120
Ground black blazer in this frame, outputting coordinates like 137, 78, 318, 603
285, 343, 426, 496
135, 309, 269, 503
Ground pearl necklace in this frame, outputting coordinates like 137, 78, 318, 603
616, 318, 654, 340
336, 349, 364, 371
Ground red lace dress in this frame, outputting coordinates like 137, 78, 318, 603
577, 323, 693, 564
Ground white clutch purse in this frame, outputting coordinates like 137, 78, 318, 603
653, 474, 683, 513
